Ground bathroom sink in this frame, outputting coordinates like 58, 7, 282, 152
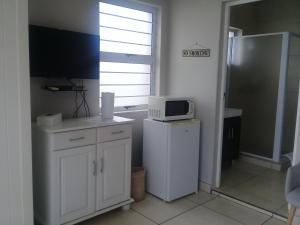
224, 108, 242, 118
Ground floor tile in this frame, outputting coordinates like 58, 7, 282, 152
131, 194, 197, 224
233, 161, 269, 176
223, 189, 285, 212
161, 206, 243, 225
258, 167, 287, 180
219, 161, 288, 213
204, 197, 270, 225
219, 168, 255, 190
276, 204, 288, 217
78, 209, 157, 225
263, 218, 285, 225
186, 191, 216, 205
223, 175, 286, 211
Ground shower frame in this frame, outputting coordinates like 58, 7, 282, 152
227, 32, 300, 163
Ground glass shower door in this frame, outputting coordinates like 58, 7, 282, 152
228, 34, 283, 159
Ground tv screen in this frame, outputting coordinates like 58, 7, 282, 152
29, 25, 100, 79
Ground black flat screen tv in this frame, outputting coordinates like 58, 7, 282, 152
29, 25, 100, 79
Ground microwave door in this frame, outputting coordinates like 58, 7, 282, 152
165, 101, 190, 116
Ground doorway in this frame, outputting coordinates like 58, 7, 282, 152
215, 0, 300, 218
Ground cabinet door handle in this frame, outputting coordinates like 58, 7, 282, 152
100, 157, 104, 173
93, 160, 97, 176
69, 136, 85, 142
228, 128, 231, 139
232, 128, 234, 139
111, 130, 124, 135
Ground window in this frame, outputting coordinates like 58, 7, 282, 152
99, 1, 156, 111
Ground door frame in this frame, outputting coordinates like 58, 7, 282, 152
214, 0, 264, 188
292, 83, 300, 165
0, 0, 33, 224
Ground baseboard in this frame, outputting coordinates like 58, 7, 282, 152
239, 152, 290, 171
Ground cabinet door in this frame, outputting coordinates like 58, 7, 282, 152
96, 139, 131, 210
222, 118, 233, 168
231, 117, 241, 159
54, 145, 96, 224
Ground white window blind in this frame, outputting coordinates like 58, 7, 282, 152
99, 1, 156, 110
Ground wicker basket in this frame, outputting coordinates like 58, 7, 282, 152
131, 167, 145, 202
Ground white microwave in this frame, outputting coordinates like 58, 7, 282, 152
148, 96, 195, 121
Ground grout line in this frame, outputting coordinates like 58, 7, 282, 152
201, 204, 249, 225
272, 213, 288, 222
217, 168, 259, 191
202, 193, 271, 225
156, 204, 200, 225
261, 217, 272, 225
133, 192, 241, 225
184, 194, 218, 206
212, 191, 288, 223
130, 208, 159, 225
224, 174, 258, 190
131, 191, 287, 225
212, 191, 273, 216
261, 216, 274, 225
262, 214, 287, 224
274, 202, 288, 215
131, 194, 202, 225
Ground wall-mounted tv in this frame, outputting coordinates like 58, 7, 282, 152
29, 25, 99, 79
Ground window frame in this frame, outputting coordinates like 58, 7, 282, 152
99, 0, 157, 112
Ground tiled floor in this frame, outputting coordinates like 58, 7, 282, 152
78, 192, 286, 225
216, 160, 288, 217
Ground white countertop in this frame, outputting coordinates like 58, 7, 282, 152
33, 116, 134, 133
224, 108, 242, 118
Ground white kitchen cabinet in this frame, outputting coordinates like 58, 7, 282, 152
32, 116, 134, 225
97, 139, 131, 210
54, 145, 96, 224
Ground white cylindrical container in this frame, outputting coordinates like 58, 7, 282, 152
101, 92, 115, 120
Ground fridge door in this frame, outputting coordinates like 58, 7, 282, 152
166, 120, 200, 201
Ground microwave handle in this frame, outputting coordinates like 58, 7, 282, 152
188, 100, 195, 115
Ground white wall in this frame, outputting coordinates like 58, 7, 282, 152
29, 0, 168, 166
166, 0, 222, 185
0, 0, 33, 224
30, 78, 100, 119
29, 0, 103, 119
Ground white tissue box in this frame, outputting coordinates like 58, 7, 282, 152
37, 113, 62, 127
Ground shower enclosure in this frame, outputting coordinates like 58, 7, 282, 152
227, 32, 300, 163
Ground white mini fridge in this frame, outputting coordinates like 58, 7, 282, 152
143, 119, 200, 202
